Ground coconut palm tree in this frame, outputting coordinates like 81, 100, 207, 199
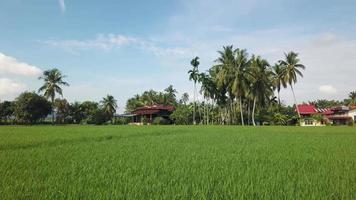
38, 68, 69, 124
199, 72, 216, 124
188, 56, 200, 125
180, 93, 189, 105
249, 56, 274, 126
164, 85, 177, 105
279, 52, 305, 118
349, 91, 356, 100
231, 48, 249, 125
272, 64, 287, 107
101, 95, 118, 123
215, 46, 236, 124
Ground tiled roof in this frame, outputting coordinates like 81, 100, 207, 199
297, 104, 317, 114
132, 104, 175, 115
297, 104, 333, 115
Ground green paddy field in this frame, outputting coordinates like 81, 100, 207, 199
0, 126, 356, 199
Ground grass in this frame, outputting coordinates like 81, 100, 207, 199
0, 125, 356, 199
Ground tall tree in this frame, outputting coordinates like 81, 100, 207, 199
164, 85, 178, 105
54, 98, 71, 124
349, 91, 356, 100
215, 46, 236, 124
38, 68, 69, 124
231, 48, 249, 125
14, 92, 52, 124
272, 64, 287, 107
0, 101, 14, 124
101, 95, 118, 123
199, 73, 215, 124
279, 52, 305, 118
249, 56, 274, 126
188, 56, 200, 125
180, 93, 189, 105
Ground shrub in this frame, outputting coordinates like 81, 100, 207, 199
92, 109, 109, 125
152, 117, 169, 125
141, 116, 148, 125
348, 121, 354, 126
170, 105, 192, 125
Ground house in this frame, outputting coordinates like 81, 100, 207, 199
297, 104, 356, 126
297, 104, 332, 126
130, 105, 175, 125
327, 106, 356, 125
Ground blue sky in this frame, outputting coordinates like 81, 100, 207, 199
1, 0, 356, 112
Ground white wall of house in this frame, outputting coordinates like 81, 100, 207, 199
348, 109, 356, 122
300, 119, 325, 126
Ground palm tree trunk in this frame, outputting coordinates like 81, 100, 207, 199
247, 100, 251, 125
230, 99, 234, 125
252, 97, 257, 126
193, 82, 196, 125
290, 84, 301, 118
239, 96, 244, 126
51, 96, 55, 125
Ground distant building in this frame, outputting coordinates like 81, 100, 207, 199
297, 104, 356, 126
130, 105, 175, 125
328, 106, 356, 125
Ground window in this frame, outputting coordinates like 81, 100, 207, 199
304, 119, 314, 125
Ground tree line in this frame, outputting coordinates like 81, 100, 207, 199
0, 69, 118, 125
1, 45, 355, 125
185, 46, 306, 125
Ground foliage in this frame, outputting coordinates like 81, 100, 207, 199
80, 101, 99, 124
141, 116, 148, 125
312, 114, 325, 123
69, 102, 84, 124
114, 117, 130, 125
13, 92, 52, 124
308, 99, 342, 109
179, 93, 189, 105
170, 105, 192, 125
272, 113, 288, 125
126, 86, 178, 112
0, 101, 14, 123
101, 95, 118, 122
92, 109, 110, 125
38, 68, 69, 124
152, 117, 170, 125
54, 98, 71, 124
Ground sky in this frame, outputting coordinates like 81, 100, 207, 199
0, 0, 356, 112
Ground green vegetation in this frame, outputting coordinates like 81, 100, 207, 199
1, 126, 356, 199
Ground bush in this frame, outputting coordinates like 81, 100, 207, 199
13, 92, 52, 124
92, 109, 109, 125
141, 116, 148, 125
170, 105, 192, 125
348, 121, 354, 126
114, 117, 130, 125
152, 117, 170, 125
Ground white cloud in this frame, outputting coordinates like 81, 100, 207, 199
319, 85, 337, 95
0, 78, 26, 97
43, 34, 189, 56
59, 0, 66, 12
0, 53, 42, 77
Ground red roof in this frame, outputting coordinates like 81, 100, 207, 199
350, 106, 356, 110
133, 109, 161, 115
297, 104, 317, 115
132, 104, 175, 115
297, 104, 334, 115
